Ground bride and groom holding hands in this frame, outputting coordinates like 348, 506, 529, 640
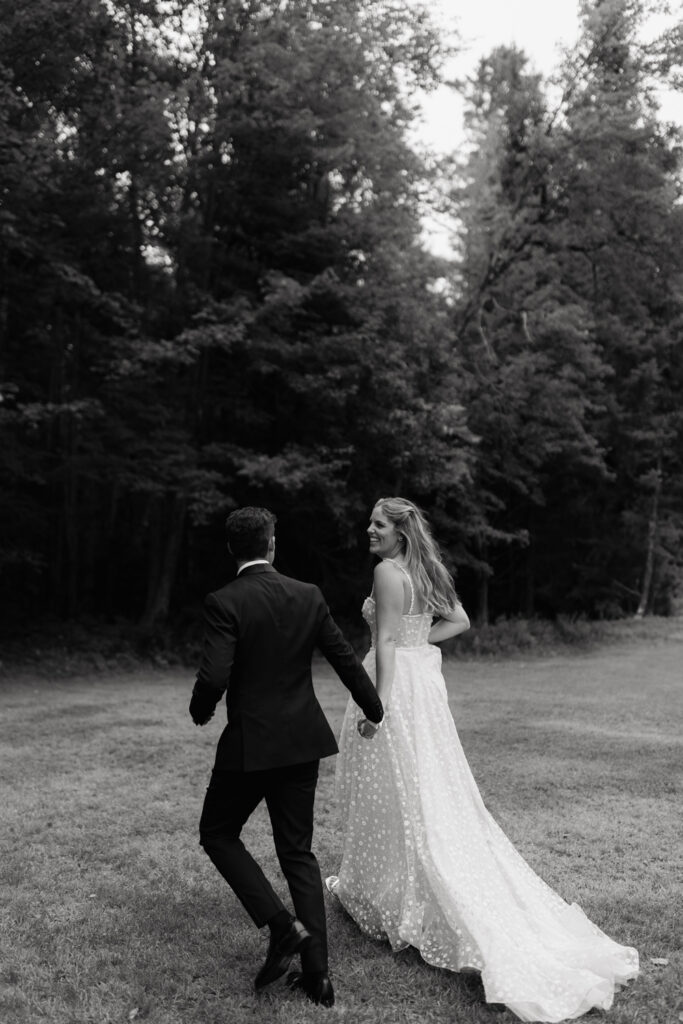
189, 502, 638, 1023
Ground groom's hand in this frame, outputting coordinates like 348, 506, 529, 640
189, 687, 216, 726
190, 707, 214, 726
357, 718, 380, 740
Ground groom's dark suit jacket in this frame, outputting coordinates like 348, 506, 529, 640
190, 563, 382, 771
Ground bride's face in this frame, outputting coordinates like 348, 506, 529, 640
367, 506, 402, 559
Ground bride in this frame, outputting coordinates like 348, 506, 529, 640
326, 497, 638, 1023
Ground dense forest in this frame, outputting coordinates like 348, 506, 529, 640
1, 0, 682, 640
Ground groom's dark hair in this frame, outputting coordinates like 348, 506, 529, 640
225, 506, 277, 560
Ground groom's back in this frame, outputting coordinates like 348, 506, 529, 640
209, 567, 339, 771
224, 569, 325, 680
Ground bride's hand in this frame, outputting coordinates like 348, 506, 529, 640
358, 718, 380, 740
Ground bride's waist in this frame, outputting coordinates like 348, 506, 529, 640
368, 641, 432, 651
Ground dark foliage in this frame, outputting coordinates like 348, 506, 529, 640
0, 0, 681, 644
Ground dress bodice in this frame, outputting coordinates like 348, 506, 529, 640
362, 560, 433, 650
362, 596, 433, 649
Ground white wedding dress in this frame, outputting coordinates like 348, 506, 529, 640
326, 563, 639, 1023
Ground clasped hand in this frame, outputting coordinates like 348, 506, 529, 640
357, 718, 380, 740
189, 696, 215, 726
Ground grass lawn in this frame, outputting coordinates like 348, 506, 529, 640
1, 631, 681, 1024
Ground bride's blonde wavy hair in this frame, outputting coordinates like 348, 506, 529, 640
374, 497, 458, 616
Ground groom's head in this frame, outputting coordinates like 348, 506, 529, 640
225, 507, 277, 563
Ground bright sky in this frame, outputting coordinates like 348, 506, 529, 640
413, 0, 682, 253
414, 0, 682, 153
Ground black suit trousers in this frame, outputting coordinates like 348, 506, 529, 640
199, 760, 327, 973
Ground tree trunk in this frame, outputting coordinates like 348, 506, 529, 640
126, 4, 145, 301
62, 442, 79, 617
475, 571, 489, 626
140, 492, 187, 631
128, 177, 144, 300
0, 235, 7, 350
635, 455, 662, 618
524, 529, 535, 618
104, 482, 122, 615
473, 533, 491, 625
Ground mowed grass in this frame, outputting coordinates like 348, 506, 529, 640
1, 633, 681, 1024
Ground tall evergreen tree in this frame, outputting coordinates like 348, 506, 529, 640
444, 0, 683, 619
557, 0, 683, 614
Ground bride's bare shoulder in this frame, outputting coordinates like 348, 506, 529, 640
373, 559, 404, 593
373, 559, 401, 579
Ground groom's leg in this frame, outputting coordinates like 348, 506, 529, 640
264, 760, 327, 973
199, 768, 286, 926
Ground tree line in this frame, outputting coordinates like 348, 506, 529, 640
1, 0, 682, 638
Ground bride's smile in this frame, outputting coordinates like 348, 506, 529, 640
367, 507, 403, 559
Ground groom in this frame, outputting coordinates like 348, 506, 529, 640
190, 506, 383, 1008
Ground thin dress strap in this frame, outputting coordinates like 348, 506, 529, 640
386, 559, 415, 614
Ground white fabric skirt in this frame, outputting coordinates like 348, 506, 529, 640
327, 644, 639, 1023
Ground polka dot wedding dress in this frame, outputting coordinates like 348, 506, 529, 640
326, 564, 638, 1023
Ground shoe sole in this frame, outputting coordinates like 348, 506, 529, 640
254, 931, 311, 991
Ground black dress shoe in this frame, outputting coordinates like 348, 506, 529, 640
286, 970, 335, 1007
254, 919, 311, 991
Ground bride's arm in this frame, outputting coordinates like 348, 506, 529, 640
429, 603, 470, 643
372, 560, 405, 708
